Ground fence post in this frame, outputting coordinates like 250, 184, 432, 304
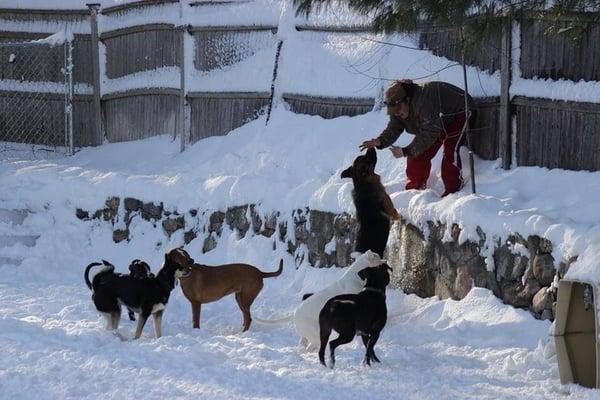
179, 25, 188, 152
266, 40, 283, 125
499, 14, 512, 169
87, 3, 104, 145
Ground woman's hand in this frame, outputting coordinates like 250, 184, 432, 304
389, 145, 404, 158
359, 138, 381, 151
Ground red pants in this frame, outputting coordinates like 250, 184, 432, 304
405, 113, 467, 194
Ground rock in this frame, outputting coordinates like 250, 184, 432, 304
162, 216, 185, 237
76, 208, 89, 220
184, 229, 196, 244
249, 205, 262, 234
293, 209, 309, 243
306, 210, 336, 267
261, 213, 278, 237
294, 218, 309, 243
226, 206, 249, 237
113, 229, 128, 243
203, 233, 218, 253
510, 255, 529, 281
141, 202, 163, 221
532, 287, 553, 314
454, 265, 473, 299
494, 244, 515, 281
278, 221, 287, 242
103, 196, 120, 222
208, 211, 226, 235
532, 253, 556, 287
539, 238, 553, 254
124, 197, 142, 212
502, 278, 541, 308
435, 274, 454, 300
335, 237, 353, 267
540, 309, 553, 320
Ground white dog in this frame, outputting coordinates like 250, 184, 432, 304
293, 250, 386, 350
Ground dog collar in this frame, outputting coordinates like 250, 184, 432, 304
363, 287, 386, 296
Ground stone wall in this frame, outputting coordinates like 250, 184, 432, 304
386, 220, 577, 321
75, 197, 358, 268
76, 197, 577, 320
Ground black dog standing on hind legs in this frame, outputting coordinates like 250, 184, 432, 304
341, 147, 400, 258
318, 263, 392, 368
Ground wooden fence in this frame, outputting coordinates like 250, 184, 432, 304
419, 14, 600, 171
103, 89, 181, 142
189, 92, 271, 142
1, 3, 599, 172
101, 24, 181, 79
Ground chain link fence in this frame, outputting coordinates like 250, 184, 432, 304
0, 34, 73, 160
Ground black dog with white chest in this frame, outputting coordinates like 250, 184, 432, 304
341, 148, 400, 258
318, 263, 392, 368
84, 248, 194, 339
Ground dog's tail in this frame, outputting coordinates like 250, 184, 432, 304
84, 260, 115, 291
84, 262, 102, 290
253, 313, 293, 326
261, 259, 283, 278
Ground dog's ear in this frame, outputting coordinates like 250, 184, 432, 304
366, 147, 377, 166
340, 166, 354, 179
357, 267, 371, 281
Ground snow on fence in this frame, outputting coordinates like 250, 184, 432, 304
191, 26, 277, 72
0, 2, 599, 171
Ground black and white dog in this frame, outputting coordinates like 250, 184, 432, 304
84, 248, 194, 339
126, 259, 154, 321
318, 263, 392, 368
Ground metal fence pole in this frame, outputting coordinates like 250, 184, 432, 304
87, 3, 104, 145
64, 38, 74, 155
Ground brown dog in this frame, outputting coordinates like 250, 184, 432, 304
179, 259, 283, 331
341, 148, 400, 258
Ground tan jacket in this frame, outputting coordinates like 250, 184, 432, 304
376, 81, 472, 157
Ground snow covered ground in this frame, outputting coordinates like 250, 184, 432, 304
0, 225, 580, 400
1, 106, 600, 398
